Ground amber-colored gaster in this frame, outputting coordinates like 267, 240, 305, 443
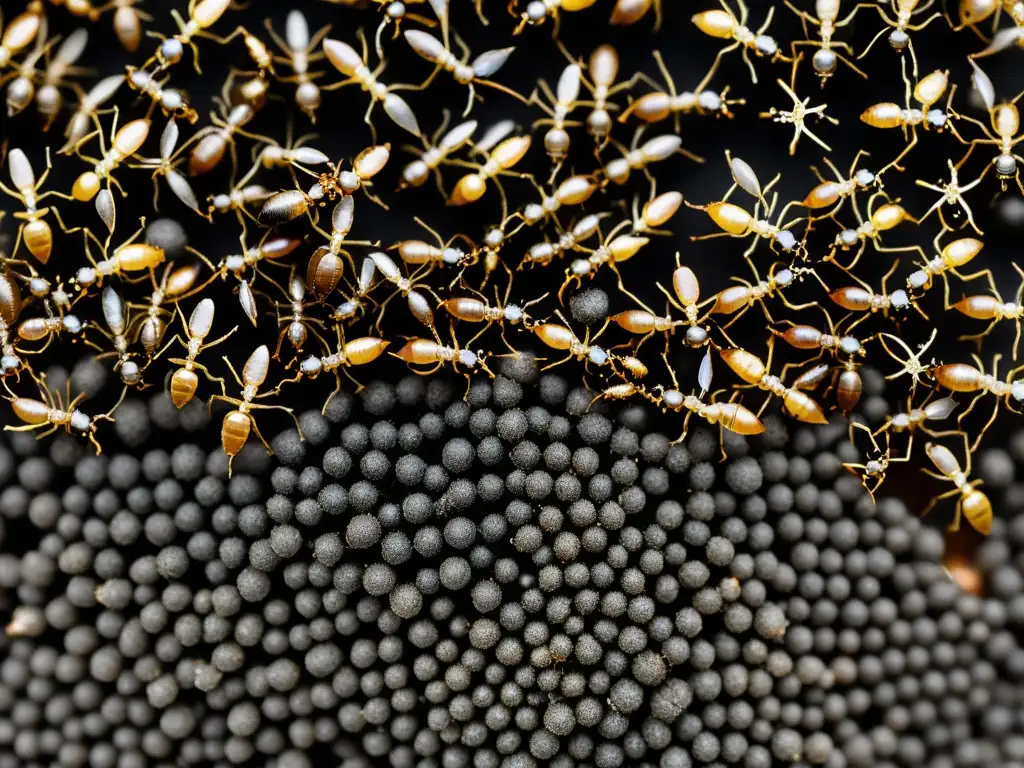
922, 434, 992, 535
208, 345, 303, 477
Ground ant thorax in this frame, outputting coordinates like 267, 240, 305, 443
95, 151, 119, 177
759, 374, 786, 397
891, 412, 912, 430
683, 394, 704, 413
480, 156, 501, 177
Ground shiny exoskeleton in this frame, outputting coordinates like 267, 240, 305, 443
922, 436, 992, 535
208, 344, 303, 476
719, 340, 829, 424
4, 370, 125, 455
167, 298, 235, 408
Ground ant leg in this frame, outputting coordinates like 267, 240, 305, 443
272, 327, 289, 360
540, 353, 573, 371
957, 320, 999, 353
880, 130, 918, 176
874, 243, 928, 263
250, 403, 304, 440
244, 414, 275, 454
720, 305, 751, 331
466, 322, 491, 349
557, 273, 581, 304
188, 361, 226, 389
35, 424, 61, 443
690, 232, 737, 243
836, 52, 868, 79
318, 371, 345, 415
855, 4, 898, 59
740, 47, 758, 84
954, 268, 998, 296
219, 356, 245, 390
4, 423, 49, 434
956, 392, 985, 425
970, 398, 1000, 452
607, 262, 648, 309
920, 486, 960, 518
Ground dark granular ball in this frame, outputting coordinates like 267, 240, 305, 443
390, 584, 423, 619
271, 430, 306, 467
569, 288, 609, 327
497, 409, 529, 443
493, 376, 525, 409
359, 449, 390, 481
269, 525, 303, 559
361, 381, 397, 416
726, 457, 763, 496
578, 413, 613, 446
442, 438, 475, 474
145, 218, 188, 258
4, 341, 1020, 768
346, 515, 382, 549
317, 484, 347, 516
501, 352, 540, 385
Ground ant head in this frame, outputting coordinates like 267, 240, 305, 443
888, 30, 910, 50
685, 325, 709, 348
159, 38, 185, 65
812, 49, 837, 77
889, 289, 912, 313
854, 167, 877, 188
70, 410, 93, 432
996, 155, 1018, 178
754, 35, 779, 56
1011, 379, 1024, 404
841, 336, 867, 357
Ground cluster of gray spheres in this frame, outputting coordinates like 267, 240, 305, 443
1, 352, 1024, 768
